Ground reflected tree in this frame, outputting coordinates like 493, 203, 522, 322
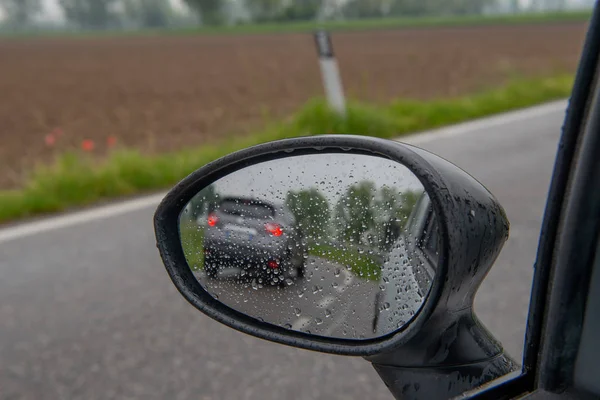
188, 184, 220, 219
285, 188, 330, 239
333, 181, 422, 249
334, 180, 376, 244
373, 187, 421, 250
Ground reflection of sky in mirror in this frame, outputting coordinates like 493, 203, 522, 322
212, 153, 423, 205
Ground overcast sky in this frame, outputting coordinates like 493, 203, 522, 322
208, 153, 424, 208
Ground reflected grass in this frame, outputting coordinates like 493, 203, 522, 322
179, 218, 205, 271
309, 243, 382, 281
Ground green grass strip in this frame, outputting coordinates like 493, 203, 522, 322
309, 243, 382, 281
1, 11, 591, 40
0, 74, 573, 224
178, 10, 592, 37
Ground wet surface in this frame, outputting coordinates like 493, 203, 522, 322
0, 107, 564, 399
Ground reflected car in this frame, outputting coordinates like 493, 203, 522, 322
373, 192, 438, 335
202, 196, 307, 283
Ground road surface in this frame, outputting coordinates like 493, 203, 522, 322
0, 101, 567, 400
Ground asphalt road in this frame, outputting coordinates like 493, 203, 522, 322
0, 101, 567, 400
197, 257, 382, 339
195, 253, 423, 339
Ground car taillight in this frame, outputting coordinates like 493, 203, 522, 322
265, 222, 283, 237
268, 260, 279, 269
207, 213, 219, 227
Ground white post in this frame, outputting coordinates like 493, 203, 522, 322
314, 30, 346, 117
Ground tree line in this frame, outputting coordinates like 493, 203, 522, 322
188, 180, 422, 251
0, 0, 578, 31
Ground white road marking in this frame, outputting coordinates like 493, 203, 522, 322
400, 99, 567, 146
0, 100, 568, 244
336, 269, 354, 293
291, 316, 311, 331
316, 296, 336, 309
0, 192, 166, 244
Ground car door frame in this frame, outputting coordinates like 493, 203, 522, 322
459, 4, 600, 399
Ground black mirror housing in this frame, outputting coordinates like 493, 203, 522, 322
155, 135, 508, 349
154, 135, 517, 397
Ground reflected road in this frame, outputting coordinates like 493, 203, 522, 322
197, 256, 382, 338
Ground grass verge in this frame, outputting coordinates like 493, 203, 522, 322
309, 243, 382, 281
180, 220, 205, 271
0, 74, 573, 224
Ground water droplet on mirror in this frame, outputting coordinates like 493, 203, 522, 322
284, 323, 292, 329
325, 309, 332, 318
294, 308, 301, 316
315, 318, 323, 325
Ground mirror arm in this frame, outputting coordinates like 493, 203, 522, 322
366, 309, 519, 399
371, 354, 515, 400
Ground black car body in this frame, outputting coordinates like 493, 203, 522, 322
202, 197, 307, 282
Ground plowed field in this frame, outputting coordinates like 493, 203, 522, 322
0, 22, 587, 189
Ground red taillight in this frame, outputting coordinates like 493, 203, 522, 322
207, 213, 219, 227
265, 222, 283, 237
268, 260, 279, 269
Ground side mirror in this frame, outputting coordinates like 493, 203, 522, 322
154, 135, 517, 399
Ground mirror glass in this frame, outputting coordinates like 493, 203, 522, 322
179, 152, 440, 340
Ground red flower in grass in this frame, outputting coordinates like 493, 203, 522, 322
52, 128, 63, 138
81, 139, 95, 152
45, 134, 56, 147
107, 136, 117, 149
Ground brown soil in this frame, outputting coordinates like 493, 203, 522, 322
0, 22, 587, 189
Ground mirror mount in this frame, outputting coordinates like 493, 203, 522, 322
367, 309, 517, 399
362, 145, 518, 398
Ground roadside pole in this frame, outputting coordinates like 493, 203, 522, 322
314, 30, 347, 117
